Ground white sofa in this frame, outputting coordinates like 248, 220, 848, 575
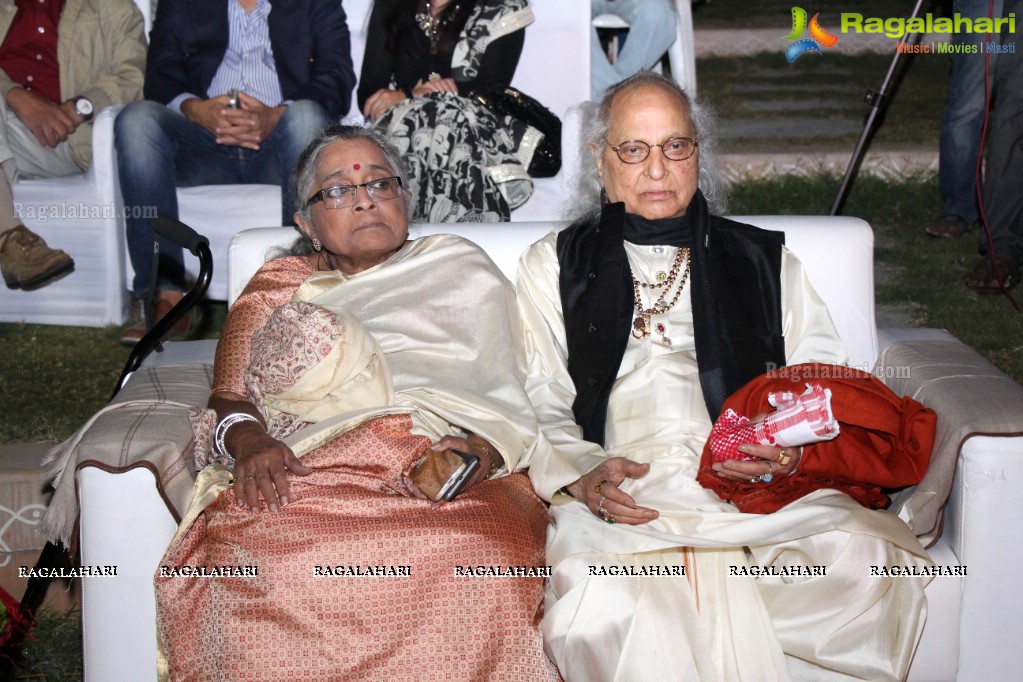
128, 0, 592, 301
67, 216, 1023, 681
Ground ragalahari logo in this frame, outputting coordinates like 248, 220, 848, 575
784, 7, 839, 62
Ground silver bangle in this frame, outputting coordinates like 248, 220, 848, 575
214, 413, 260, 458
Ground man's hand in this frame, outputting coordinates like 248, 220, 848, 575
180, 94, 235, 137
711, 414, 802, 483
220, 92, 286, 149
180, 93, 284, 149
5, 88, 79, 148
565, 457, 659, 526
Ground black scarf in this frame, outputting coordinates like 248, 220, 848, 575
556, 191, 787, 446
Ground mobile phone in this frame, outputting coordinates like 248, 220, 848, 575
437, 449, 480, 501
227, 88, 239, 109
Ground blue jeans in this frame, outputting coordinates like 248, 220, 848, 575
591, 0, 677, 100
939, 0, 1004, 222
115, 100, 329, 295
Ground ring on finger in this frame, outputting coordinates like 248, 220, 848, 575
238, 475, 255, 480
777, 448, 792, 467
596, 497, 615, 524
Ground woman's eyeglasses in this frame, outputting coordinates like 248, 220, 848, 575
307, 176, 404, 209
606, 137, 698, 164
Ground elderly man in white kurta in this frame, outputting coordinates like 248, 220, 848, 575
516, 72, 932, 681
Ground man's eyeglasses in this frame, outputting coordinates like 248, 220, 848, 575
606, 137, 698, 164
307, 176, 404, 209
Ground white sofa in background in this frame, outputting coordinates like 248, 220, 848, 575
68, 216, 1023, 681
127, 0, 592, 301
1, 107, 128, 327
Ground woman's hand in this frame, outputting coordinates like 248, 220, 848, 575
413, 76, 457, 94
363, 88, 407, 122
564, 457, 659, 526
230, 422, 312, 512
403, 434, 500, 504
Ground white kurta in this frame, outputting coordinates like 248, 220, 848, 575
517, 232, 932, 682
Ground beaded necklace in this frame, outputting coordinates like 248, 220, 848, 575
631, 247, 691, 347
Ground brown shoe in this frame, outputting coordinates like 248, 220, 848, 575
119, 290, 192, 346
925, 214, 976, 239
0, 225, 75, 290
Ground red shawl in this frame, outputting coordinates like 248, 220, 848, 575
696, 363, 936, 514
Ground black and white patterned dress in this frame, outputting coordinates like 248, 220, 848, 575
363, 0, 540, 222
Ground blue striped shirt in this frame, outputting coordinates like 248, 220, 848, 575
206, 0, 284, 106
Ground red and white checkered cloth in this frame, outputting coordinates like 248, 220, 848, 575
709, 383, 840, 462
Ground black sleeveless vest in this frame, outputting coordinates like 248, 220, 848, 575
556, 193, 787, 446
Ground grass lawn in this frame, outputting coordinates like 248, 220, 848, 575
4, 608, 83, 682
698, 52, 948, 151
728, 172, 1023, 381
0, 302, 225, 443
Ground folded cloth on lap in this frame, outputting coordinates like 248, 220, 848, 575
709, 383, 840, 462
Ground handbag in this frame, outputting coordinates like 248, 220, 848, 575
466, 86, 562, 178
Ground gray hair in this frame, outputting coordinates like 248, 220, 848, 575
571, 71, 727, 221
289, 124, 413, 256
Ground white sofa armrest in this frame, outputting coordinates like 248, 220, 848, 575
78, 466, 177, 682
879, 338, 1023, 680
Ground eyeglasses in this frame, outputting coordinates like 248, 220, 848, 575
307, 176, 404, 209
606, 136, 698, 164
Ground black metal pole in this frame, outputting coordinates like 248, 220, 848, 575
831, 0, 928, 215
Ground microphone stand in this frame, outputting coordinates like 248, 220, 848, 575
830, 0, 928, 215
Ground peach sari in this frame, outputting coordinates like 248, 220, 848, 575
156, 237, 558, 681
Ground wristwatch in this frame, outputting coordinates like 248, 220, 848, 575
73, 97, 94, 121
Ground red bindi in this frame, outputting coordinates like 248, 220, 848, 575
353, 163, 360, 170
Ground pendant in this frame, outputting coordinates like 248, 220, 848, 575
661, 336, 673, 348
632, 316, 649, 339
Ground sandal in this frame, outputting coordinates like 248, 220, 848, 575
964, 256, 1020, 294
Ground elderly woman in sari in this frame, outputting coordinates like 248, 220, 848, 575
516, 72, 933, 681
155, 124, 559, 681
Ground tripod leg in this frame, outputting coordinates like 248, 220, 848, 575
19, 540, 66, 613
